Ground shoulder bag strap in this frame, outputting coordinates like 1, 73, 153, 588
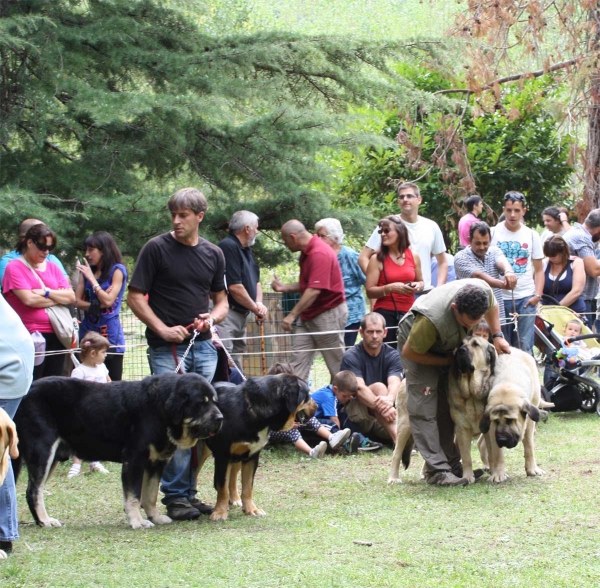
17, 256, 47, 290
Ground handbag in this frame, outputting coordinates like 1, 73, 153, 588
19, 258, 76, 349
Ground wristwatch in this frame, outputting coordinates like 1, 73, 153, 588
44, 288, 50, 298
492, 332, 505, 339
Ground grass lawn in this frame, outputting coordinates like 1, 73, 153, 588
2, 411, 599, 587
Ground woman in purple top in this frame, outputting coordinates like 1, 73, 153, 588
75, 232, 128, 380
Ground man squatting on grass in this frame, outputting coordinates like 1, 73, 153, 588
397, 280, 511, 487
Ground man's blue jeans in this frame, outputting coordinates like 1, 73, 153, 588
502, 295, 537, 354
148, 339, 218, 506
0, 397, 23, 542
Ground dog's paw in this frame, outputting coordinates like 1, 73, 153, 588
38, 517, 62, 528
244, 507, 266, 517
149, 514, 172, 525
210, 510, 229, 522
130, 519, 155, 530
229, 499, 242, 508
387, 477, 403, 485
526, 466, 545, 477
488, 471, 509, 483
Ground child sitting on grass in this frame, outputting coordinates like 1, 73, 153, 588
67, 332, 111, 478
267, 363, 352, 458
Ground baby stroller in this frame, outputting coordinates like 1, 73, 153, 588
534, 303, 600, 416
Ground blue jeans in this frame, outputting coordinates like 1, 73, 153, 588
148, 339, 218, 506
0, 397, 23, 542
502, 296, 537, 354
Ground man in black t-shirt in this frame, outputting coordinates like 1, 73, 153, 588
127, 187, 228, 522
340, 312, 403, 444
217, 211, 267, 368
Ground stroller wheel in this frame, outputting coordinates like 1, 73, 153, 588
579, 384, 599, 414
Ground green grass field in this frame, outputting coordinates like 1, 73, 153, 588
2, 410, 599, 588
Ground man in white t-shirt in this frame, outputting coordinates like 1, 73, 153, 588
357, 182, 448, 292
491, 191, 544, 353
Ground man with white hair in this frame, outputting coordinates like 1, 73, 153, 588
315, 218, 366, 347
217, 210, 267, 367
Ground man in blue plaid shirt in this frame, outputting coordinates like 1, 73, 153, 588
454, 221, 517, 323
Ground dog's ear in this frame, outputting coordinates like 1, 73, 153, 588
165, 378, 192, 424
521, 401, 540, 423
8, 422, 18, 460
486, 343, 497, 376
479, 411, 491, 434
280, 376, 309, 413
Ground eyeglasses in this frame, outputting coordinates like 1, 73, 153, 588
398, 193, 418, 200
34, 242, 55, 252
378, 228, 392, 235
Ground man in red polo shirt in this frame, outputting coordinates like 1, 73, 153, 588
272, 220, 348, 381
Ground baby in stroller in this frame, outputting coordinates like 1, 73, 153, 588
562, 319, 595, 361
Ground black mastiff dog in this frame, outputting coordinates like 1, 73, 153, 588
197, 374, 315, 521
14, 373, 223, 529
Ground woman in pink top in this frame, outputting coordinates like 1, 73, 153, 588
366, 215, 423, 348
458, 195, 484, 247
2, 224, 75, 379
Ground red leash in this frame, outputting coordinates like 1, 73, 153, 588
171, 321, 204, 374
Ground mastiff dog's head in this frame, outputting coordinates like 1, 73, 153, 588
454, 336, 496, 377
479, 383, 541, 449
163, 373, 223, 448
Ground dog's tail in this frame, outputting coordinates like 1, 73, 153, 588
401, 435, 414, 470
12, 453, 22, 482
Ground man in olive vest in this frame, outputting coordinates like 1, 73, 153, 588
397, 279, 510, 486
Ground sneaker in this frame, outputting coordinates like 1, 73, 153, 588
67, 463, 81, 479
426, 471, 468, 487
343, 432, 362, 454
0, 541, 12, 555
309, 441, 327, 459
328, 428, 351, 451
357, 437, 384, 452
166, 499, 201, 521
188, 496, 215, 515
90, 461, 109, 474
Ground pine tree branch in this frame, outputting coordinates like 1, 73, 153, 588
434, 57, 581, 96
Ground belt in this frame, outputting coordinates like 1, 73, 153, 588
231, 306, 250, 317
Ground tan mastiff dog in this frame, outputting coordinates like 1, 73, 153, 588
0, 407, 19, 488
448, 336, 496, 483
479, 347, 547, 483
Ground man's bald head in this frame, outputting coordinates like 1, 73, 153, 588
281, 220, 311, 252
19, 219, 44, 237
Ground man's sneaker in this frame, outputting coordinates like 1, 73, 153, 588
343, 432, 362, 454
188, 496, 215, 515
67, 463, 81, 479
328, 428, 351, 451
0, 541, 13, 555
357, 437, 384, 452
309, 441, 327, 459
426, 471, 468, 487
166, 499, 201, 521
90, 461, 109, 474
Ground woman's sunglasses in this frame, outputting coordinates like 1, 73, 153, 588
378, 227, 392, 235
34, 242, 55, 252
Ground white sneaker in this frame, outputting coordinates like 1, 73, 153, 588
90, 461, 109, 474
328, 428, 351, 451
309, 441, 327, 459
67, 463, 81, 479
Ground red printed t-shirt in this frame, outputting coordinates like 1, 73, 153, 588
299, 235, 345, 320
373, 249, 416, 313
2, 259, 72, 333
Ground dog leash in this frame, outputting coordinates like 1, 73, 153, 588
172, 322, 202, 374
510, 290, 522, 349
210, 327, 248, 381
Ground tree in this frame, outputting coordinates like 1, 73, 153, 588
0, 0, 449, 262
337, 72, 572, 247
448, 0, 600, 215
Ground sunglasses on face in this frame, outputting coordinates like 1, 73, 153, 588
34, 241, 55, 252
378, 227, 393, 235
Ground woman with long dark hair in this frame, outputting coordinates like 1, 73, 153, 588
542, 235, 585, 313
75, 232, 128, 380
366, 215, 423, 347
